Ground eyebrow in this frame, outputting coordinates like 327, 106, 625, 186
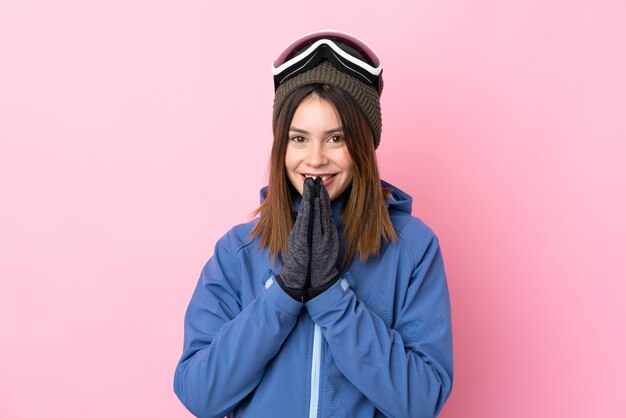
289, 126, 343, 134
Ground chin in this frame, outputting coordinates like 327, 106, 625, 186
327, 184, 346, 201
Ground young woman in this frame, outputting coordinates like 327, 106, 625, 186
174, 31, 454, 418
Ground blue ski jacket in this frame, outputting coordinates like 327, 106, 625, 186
174, 180, 454, 418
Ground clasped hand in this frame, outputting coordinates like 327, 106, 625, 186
277, 177, 339, 301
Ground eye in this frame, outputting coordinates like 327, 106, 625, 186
290, 135, 306, 143
328, 135, 344, 143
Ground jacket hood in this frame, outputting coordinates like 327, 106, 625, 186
380, 179, 413, 215
258, 179, 413, 216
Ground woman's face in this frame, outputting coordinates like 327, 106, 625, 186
285, 95, 354, 201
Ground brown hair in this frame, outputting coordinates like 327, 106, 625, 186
251, 84, 396, 269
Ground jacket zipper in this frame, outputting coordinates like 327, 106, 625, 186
308, 323, 322, 418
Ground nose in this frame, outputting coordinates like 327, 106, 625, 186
305, 141, 328, 167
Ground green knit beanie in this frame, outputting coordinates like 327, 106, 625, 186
273, 61, 382, 149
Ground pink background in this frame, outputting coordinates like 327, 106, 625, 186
1, 1, 625, 417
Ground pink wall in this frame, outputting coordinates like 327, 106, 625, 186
1, 1, 625, 417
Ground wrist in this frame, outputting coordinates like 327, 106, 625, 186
275, 274, 307, 302
306, 273, 339, 301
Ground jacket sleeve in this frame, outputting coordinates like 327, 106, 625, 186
173, 232, 303, 418
305, 234, 453, 418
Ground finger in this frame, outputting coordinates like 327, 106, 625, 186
312, 195, 322, 240
302, 176, 315, 204
296, 201, 311, 247
313, 176, 323, 199
319, 185, 332, 235
296, 177, 314, 224
319, 181, 331, 206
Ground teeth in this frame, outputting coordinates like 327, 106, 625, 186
304, 174, 333, 181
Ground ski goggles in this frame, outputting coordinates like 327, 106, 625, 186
272, 30, 383, 93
